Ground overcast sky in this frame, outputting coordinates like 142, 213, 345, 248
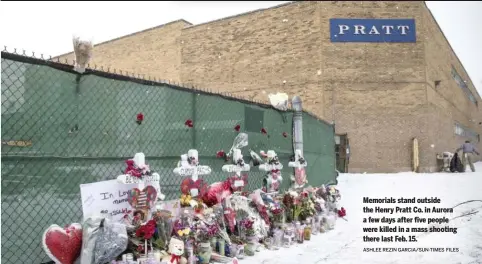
1, 1, 481, 94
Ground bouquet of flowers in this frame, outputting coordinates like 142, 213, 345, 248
238, 218, 256, 238
297, 192, 316, 221
195, 222, 220, 243
128, 219, 158, 258
172, 219, 195, 242
151, 209, 174, 250
282, 191, 298, 223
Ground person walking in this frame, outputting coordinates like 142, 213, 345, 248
455, 140, 480, 172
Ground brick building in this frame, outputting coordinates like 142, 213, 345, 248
57, 1, 482, 173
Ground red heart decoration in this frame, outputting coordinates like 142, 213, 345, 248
42, 223, 82, 264
128, 185, 158, 210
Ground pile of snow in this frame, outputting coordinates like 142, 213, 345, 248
243, 163, 482, 264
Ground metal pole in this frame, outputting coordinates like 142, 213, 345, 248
291, 96, 303, 155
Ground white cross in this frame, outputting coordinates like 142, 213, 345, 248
259, 163, 283, 172
173, 149, 211, 198
222, 148, 250, 176
288, 149, 308, 169
258, 150, 283, 172
117, 153, 163, 198
173, 163, 211, 181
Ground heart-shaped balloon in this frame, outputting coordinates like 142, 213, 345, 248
42, 223, 83, 264
128, 185, 157, 209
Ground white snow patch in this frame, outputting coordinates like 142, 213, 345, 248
241, 162, 482, 264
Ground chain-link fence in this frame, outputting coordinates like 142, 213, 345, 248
1, 50, 336, 264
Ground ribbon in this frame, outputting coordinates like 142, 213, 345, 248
170, 254, 181, 263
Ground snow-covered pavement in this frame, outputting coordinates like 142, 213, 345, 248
242, 162, 482, 264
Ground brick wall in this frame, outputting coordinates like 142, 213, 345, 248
180, 2, 325, 116
56, 20, 190, 82
53, 1, 481, 172
318, 1, 430, 172
421, 3, 482, 166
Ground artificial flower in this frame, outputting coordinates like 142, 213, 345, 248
185, 119, 194, 128
216, 150, 225, 158
177, 227, 191, 237
135, 220, 156, 240
234, 124, 241, 132
136, 113, 144, 125
180, 194, 192, 206
338, 207, 347, 217
261, 128, 267, 134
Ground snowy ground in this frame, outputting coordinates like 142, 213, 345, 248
242, 162, 482, 264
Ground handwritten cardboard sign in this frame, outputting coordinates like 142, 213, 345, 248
79, 179, 161, 222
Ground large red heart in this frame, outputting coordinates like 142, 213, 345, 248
42, 223, 82, 264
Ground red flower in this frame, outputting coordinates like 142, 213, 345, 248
338, 207, 347, 218
234, 124, 241, 132
261, 128, 267, 134
136, 220, 157, 240
136, 113, 144, 125
137, 244, 144, 252
185, 119, 194, 128
282, 132, 288, 138
216, 150, 225, 158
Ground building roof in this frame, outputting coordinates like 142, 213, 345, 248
54, 2, 295, 59
54, 19, 193, 58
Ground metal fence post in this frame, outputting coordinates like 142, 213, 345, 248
291, 96, 303, 155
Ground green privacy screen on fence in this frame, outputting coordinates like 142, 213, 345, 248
1, 51, 336, 264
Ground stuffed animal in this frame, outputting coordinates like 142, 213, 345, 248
161, 237, 187, 264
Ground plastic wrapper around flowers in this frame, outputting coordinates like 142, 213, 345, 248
41, 144, 345, 263
80, 217, 128, 264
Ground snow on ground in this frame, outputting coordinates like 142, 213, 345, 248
243, 162, 482, 264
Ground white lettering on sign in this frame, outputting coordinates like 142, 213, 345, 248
338, 25, 349, 34
353, 25, 365, 35
80, 179, 161, 222
397, 25, 409, 35
338, 24, 410, 35
382, 25, 394, 34
368, 26, 380, 35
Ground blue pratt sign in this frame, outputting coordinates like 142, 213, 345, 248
329, 18, 416, 43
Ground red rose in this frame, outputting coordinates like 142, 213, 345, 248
261, 128, 267, 134
136, 113, 144, 125
234, 124, 241, 132
185, 119, 194, 128
216, 150, 225, 158
338, 207, 347, 217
